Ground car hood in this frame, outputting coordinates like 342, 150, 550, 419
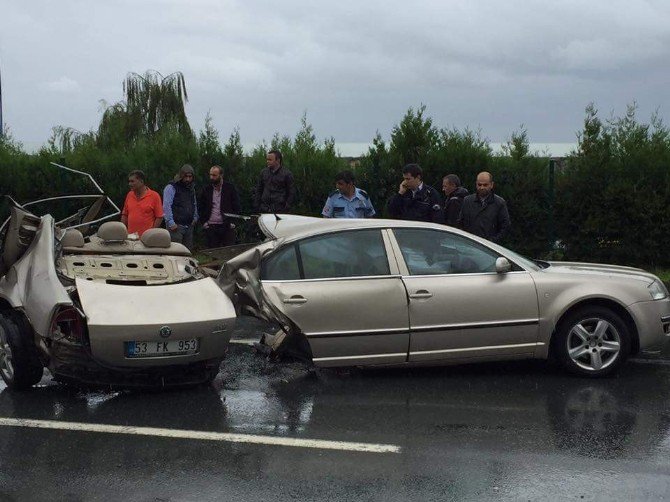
544, 261, 656, 284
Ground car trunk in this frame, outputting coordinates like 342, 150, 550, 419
75, 277, 236, 367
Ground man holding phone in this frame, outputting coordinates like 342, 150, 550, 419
387, 163, 442, 222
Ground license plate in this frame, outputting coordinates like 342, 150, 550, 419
125, 339, 199, 358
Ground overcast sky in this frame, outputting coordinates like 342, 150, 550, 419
2, 0, 669, 152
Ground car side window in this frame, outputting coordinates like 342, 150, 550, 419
261, 244, 301, 280
262, 230, 390, 281
394, 228, 500, 275
299, 229, 390, 279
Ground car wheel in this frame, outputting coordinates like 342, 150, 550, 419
555, 306, 630, 377
0, 313, 44, 390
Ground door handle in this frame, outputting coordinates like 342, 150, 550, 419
283, 295, 307, 305
409, 290, 433, 299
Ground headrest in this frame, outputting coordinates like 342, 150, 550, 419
61, 229, 85, 248
98, 221, 128, 242
140, 228, 172, 248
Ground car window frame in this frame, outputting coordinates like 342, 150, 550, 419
260, 228, 400, 282
388, 227, 526, 277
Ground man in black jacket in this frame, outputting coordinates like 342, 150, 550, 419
253, 150, 295, 213
458, 171, 510, 243
440, 174, 469, 226
387, 164, 442, 222
198, 165, 241, 248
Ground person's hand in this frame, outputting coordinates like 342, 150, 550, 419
398, 181, 408, 195
230, 223, 236, 230
203, 223, 209, 229
168, 223, 178, 231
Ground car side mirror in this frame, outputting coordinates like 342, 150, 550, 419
495, 257, 511, 274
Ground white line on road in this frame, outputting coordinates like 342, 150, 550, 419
629, 358, 670, 366
0, 417, 400, 454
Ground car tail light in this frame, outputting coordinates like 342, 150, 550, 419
50, 306, 85, 343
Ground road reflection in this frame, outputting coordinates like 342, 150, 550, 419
0, 350, 669, 464
2, 352, 670, 500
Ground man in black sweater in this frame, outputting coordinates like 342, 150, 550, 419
253, 150, 295, 213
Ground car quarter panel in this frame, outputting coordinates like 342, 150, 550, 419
76, 277, 235, 367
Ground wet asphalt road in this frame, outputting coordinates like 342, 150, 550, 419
2, 346, 670, 501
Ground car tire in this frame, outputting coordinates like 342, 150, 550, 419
0, 313, 44, 390
554, 306, 631, 377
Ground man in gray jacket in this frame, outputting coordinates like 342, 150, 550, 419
458, 171, 510, 243
253, 150, 296, 213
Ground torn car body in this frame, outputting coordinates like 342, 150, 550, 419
0, 164, 235, 389
219, 214, 670, 377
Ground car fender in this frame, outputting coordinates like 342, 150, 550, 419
532, 273, 638, 355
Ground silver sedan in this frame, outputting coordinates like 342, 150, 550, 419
220, 214, 670, 377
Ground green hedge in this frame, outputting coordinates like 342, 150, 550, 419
2, 102, 669, 267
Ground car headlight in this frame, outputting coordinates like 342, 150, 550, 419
649, 279, 669, 300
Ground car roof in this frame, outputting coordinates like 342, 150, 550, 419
258, 213, 468, 241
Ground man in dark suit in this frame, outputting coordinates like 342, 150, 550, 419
198, 165, 241, 248
387, 163, 442, 223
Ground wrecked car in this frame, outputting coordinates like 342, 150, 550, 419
220, 214, 670, 377
0, 163, 235, 389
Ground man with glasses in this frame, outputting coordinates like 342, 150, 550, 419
163, 164, 199, 250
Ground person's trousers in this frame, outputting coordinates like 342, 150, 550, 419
204, 223, 236, 248
168, 224, 194, 250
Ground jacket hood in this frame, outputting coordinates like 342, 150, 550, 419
173, 163, 195, 182
450, 187, 469, 198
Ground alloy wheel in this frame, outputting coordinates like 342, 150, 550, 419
566, 317, 621, 372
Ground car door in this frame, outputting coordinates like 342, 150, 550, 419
260, 228, 410, 367
390, 228, 540, 363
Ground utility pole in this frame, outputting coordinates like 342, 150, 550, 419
548, 157, 557, 251
0, 60, 3, 139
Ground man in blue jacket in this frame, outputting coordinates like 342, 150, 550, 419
322, 170, 376, 218
163, 164, 198, 250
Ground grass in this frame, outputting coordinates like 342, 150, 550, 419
649, 268, 670, 286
